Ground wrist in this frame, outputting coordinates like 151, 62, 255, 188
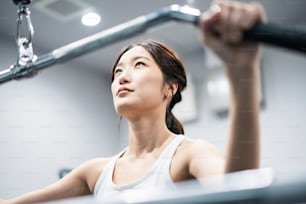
227, 62, 261, 106
224, 45, 262, 78
226, 58, 260, 86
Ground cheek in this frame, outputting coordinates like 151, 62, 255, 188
111, 82, 117, 98
136, 73, 164, 97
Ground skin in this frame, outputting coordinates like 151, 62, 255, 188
199, 0, 266, 172
1, 1, 266, 203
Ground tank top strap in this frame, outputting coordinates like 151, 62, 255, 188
156, 134, 185, 171
160, 134, 185, 159
93, 148, 126, 196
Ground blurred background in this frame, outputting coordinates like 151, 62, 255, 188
1, 0, 306, 199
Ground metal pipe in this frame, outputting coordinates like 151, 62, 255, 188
1, 4, 306, 84
0, 4, 201, 84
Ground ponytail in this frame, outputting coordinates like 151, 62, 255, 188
166, 90, 184, 135
166, 109, 184, 135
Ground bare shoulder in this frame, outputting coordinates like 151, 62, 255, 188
179, 138, 224, 158
79, 157, 111, 170
75, 157, 112, 193
176, 137, 225, 179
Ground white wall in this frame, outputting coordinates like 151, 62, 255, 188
0, 37, 120, 198
260, 47, 306, 174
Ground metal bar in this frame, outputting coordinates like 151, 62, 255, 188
0, 4, 201, 84
1, 4, 306, 84
244, 22, 306, 54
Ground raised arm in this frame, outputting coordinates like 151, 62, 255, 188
199, 0, 266, 173
2, 158, 107, 204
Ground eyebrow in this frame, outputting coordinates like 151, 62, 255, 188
116, 56, 150, 68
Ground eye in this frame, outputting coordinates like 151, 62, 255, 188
113, 68, 122, 78
135, 61, 146, 67
114, 67, 122, 74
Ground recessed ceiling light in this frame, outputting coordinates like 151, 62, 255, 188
81, 12, 101, 26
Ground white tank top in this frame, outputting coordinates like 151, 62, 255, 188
94, 135, 185, 201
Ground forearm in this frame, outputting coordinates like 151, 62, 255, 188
7, 189, 65, 204
6, 186, 89, 204
6, 174, 91, 204
225, 62, 260, 173
7, 187, 89, 204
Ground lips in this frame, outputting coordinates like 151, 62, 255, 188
116, 87, 133, 96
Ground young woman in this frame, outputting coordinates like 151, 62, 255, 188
1, 0, 266, 203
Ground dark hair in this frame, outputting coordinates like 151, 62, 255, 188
111, 39, 187, 135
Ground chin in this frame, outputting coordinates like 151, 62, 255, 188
114, 101, 137, 116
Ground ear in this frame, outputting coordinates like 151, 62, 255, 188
165, 81, 178, 98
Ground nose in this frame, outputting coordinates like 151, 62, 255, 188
118, 68, 131, 84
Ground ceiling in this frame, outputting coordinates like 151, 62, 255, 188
1, 0, 306, 76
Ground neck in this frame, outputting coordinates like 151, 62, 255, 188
126, 112, 174, 158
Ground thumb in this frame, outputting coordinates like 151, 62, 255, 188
199, 4, 222, 48
199, 4, 221, 33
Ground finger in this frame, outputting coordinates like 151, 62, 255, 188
199, 3, 222, 46
199, 4, 221, 32
239, 2, 265, 31
252, 1, 268, 23
215, 0, 230, 42
223, 1, 243, 44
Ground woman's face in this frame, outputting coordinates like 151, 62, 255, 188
111, 46, 168, 117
